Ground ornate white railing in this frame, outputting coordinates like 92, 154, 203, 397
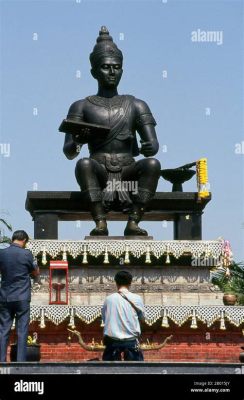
27, 239, 225, 265
26, 305, 244, 329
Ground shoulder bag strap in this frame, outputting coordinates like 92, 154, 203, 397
118, 292, 142, 318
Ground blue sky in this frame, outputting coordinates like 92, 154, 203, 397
0, 0, 243, 260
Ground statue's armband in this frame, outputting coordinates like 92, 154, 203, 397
136, 113, 157, 129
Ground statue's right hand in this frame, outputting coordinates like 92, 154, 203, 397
73, 134, 88, 145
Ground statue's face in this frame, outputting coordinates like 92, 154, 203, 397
92, 57, 123, 88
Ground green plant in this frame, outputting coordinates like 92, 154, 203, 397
0, 218, 12, 245
211, 262, 244, 305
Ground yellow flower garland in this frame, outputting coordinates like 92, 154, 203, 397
196, 158, 209, 199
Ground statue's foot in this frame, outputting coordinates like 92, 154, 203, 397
90, 227, 109, 236
124, 221, 148, 236
90, 220, 108, 236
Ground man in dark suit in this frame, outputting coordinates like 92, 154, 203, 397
0, 230, 39, 362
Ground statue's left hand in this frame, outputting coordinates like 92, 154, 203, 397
140, 140, 158, 157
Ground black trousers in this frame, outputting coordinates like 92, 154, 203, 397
0, 300, 30, 362
102, 338, 144, 361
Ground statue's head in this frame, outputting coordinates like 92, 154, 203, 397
90, 27, 123, 88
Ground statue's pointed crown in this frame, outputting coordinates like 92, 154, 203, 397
90, 26, 123, 68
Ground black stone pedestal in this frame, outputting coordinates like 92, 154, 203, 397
25, 191, 211, 240
174, 214, 202, 240
34, 213, 58, 239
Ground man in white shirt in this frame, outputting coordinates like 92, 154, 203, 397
101, 270, 145, 361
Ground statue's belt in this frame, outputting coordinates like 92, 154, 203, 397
91, 153, 135, 172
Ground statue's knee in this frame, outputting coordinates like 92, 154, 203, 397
75, 158, 94, 184
145, 158, 161, 172
76, 158, 92, 172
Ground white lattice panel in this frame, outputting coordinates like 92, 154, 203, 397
29, 305, 244, 327
27, 239, 224, 262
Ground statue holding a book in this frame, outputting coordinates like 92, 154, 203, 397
60, 27, 161, 236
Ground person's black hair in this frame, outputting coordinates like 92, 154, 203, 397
12, 230, 29, 242
114, 270, 132, 286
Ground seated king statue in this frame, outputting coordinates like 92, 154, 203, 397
62, 26, 161, 237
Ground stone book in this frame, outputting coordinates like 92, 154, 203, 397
59, 119, 110, 140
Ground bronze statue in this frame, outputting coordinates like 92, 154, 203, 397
62, 26, 161, 236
